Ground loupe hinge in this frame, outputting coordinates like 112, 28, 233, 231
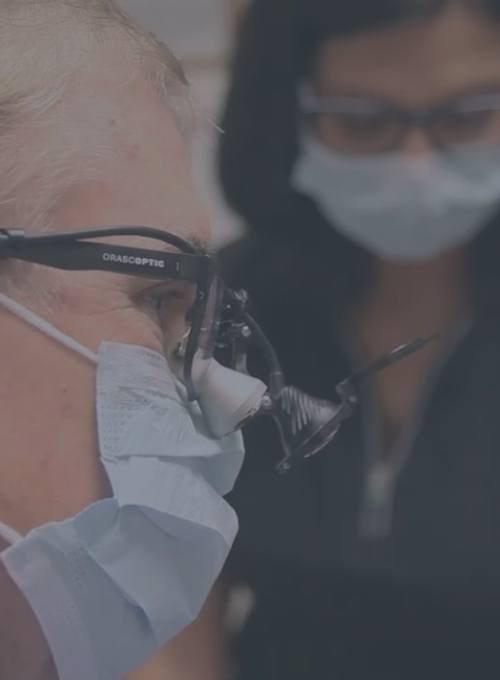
222, 321, 253, 373
335, 378, 358, 409
223, 288, 251, 318
276, 458, 293, 475
232, 289, 250, 310
225, 322, 252, 343
259, 394, 274, 412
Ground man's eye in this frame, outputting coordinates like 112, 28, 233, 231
145, 288, 187, 316
141, 283, 197, 324
149, 289, 183, 311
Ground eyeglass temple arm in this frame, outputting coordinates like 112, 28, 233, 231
0, 227, 199, 253
0, 229, 209, 281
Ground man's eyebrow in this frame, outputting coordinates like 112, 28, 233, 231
155, 232, 210, 257
188, 236, 211, 257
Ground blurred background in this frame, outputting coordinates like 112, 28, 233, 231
103, 4, 500, 679
118, 0, 246, 248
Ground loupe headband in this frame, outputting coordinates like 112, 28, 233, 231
0, 226, 212, 284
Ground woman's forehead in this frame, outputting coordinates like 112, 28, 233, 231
313, 3, 500, 106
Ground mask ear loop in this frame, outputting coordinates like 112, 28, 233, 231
0, 292, 98, 364
173, 326, 191, 360
0, 521, 23, 546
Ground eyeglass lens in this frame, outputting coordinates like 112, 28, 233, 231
311, 94, 500, 153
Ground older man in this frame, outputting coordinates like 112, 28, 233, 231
0, 2, 243, 679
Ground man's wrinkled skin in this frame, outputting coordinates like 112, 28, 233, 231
0, 55, 211, 679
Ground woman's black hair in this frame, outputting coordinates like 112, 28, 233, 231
218, 0, 500, 314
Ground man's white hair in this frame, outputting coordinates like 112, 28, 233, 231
0, 0, 192, 231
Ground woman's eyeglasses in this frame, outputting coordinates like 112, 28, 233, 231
300, 85, 500, 154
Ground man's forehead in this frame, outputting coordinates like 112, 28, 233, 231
39, 48, 214, 251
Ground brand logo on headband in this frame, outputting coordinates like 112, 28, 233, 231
102, 253, 166, 269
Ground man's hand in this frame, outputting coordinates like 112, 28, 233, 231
0, 537, 58, 680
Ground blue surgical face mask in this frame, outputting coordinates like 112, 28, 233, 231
0, 292, 245, 680
292, 134, 500, 261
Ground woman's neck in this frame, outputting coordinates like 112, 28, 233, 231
349, 248, 470, 448
352, 248, 469, 356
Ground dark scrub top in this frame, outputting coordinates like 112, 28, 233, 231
220, 237, 500, 680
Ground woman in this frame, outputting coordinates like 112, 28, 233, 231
216, 0, 500, 678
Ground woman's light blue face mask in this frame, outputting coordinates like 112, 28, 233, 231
292, 134, 500, 261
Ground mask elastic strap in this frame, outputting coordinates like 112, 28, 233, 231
0, 521, 23, 545
0, 292, 98, 365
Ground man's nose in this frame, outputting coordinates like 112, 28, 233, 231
399, 126, 435, 157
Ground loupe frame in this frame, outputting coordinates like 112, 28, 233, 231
0, 226, 214, 395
